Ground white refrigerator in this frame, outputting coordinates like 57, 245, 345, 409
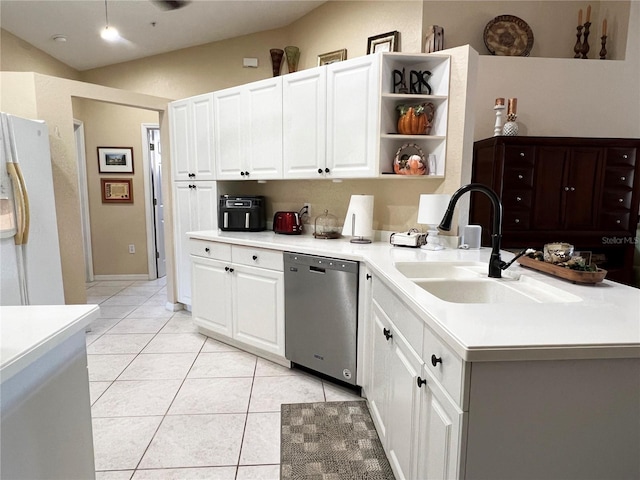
0, 113, 65, 305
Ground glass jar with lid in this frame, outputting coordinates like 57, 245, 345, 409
313, 209, 341, 239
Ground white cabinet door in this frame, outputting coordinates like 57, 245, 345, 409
169, 99, 192, 181
213, 86, 245, 180
417, 366, 464, 480
191, 94, 216, 180
170, 94, 215, 181
232, 264, 284, 356
386, 325, 423, 480
367, 301, 393, 445
283, 67, 327, 179
173, 181, 217, 305
326, 54, 380, 178
214, 79, 283, 180
245, 77, 283, 180
192, 256, 232, 337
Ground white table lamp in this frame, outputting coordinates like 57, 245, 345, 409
417, 194, 451, 250
342, 195, 374, 243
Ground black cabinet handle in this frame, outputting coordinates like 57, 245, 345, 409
204, 247, 210, 253
189, 184, 196, 189
225, 266, 230, 272
240, 171, 245, 176
229, 267, 234, 273
417, 377, 427, 388
318, 168, 323, 174
245, 171, 250, 176
188, 173, 195, 178
325, 167, 330, 173
431, 354, 443, 367
383, 328, 392, 341
366, 274, 372, 280
252, 255, 258, 261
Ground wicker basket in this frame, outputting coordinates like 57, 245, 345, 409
393, 143, 427, 175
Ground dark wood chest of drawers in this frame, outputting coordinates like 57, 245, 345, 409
470, 136, 640, 285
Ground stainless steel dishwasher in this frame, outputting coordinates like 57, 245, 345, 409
284, 252, 359, 385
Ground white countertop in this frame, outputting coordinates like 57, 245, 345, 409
188, 230, 640, 362
0, 304, 100, 383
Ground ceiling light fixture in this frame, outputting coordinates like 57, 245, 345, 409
100, 0, 119, 42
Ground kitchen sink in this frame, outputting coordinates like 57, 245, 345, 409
393, 261, 487, 279
395, 261, 582, 304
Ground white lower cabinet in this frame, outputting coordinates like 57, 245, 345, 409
191, 241, 285, 360
365, 278, 464, 480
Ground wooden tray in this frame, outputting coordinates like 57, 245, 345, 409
517, 256, 607, 284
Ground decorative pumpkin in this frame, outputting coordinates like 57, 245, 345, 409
393, 143, 427, 175
397, 103, 436, 135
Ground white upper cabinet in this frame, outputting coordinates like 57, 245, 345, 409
283, 67, 327, 179
169, 93, 215, 181
214, 77, 283, 181
326, 54, 381, 178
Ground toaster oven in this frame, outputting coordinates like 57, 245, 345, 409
218, 195, 266, 231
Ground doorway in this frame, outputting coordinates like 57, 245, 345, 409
142, 124, 166, 279
74, 120, 94, 282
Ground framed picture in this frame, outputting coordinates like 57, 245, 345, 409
101, 178, 133, 203
367, 31, 400, 54
317, 49, 347, 66
97, 147, 134, 174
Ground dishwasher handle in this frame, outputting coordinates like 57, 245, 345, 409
309, 265, 326, 274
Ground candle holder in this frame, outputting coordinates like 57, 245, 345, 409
581, 21, 591, 59
503, 113, 519, 136
599, 35, 607, 60
574, 25, 583, 58
493, 103, 506, 137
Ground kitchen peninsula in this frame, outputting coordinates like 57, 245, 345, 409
1, 304, 99, 480
188, 229, 640, 479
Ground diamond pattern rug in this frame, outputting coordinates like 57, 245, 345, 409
280, 400, 395, 480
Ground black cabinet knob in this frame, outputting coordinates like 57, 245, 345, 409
416, 377, 427, 388
324, 167, 330, 173
240, 171, 245, 176
188, 173, 195, 178
245, 171, 250, 176
229, 267, 234, 273
366, 274, 372, 280
205, 247, 210, 253
252, 255, 258, 261
318, 168, 323, 174
189, 184, 196, 189
225, 266, 230, 272
431, 354, 443, 367
383, 328, 392, 341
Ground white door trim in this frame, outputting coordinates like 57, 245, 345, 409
141, 123, 159, 280
73, 120, 94, 282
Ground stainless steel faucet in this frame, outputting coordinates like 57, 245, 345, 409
438, 183, 506, 278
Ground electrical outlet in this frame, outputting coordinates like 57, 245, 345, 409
303, 202, 311, 218
128, 244, 135, 254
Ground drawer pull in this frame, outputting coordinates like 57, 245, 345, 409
623, 154, 628, 159
366, 274, 372, 280
621, 176, 626, 181
318, 168, 323, 174
383, 328, 393, 341
616, 219, 621, 224
516, 196, 522, 202
518, 174, 524, 180
205, 247, 210, 253
519, 152, 525, 157
431, 354, 443, 367
416, 377, 427, 388
252, 255, 258, 261
514, 218, 520, 224
564, 187, 569, 191
619, 198, 624, 202
570, 187, 576, 192
325, 167, 330, 173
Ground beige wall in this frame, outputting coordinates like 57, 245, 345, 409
73, 99, 158, 276
1, 29, 81, 80
423, 1, 629, 60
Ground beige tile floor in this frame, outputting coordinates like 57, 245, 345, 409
86, 278, 361, 480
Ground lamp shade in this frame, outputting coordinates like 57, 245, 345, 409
342, 195, 374, 239
417, 194, 451, 226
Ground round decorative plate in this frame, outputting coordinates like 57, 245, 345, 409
483, 15, 534, 56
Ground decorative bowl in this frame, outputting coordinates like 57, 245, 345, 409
543, 242, 574, 264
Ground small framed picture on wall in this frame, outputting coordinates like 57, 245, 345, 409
101, 178, 133, 203
98, 146, 134, 174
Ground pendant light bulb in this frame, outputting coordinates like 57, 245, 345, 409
100, 0, 120, 41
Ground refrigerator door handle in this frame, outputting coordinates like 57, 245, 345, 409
6, 162, 30, 245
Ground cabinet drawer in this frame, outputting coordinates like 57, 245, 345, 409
604, 167, 635, 189
502, 190, 532, 209
503, 211, 530, 230
189, 239, 231, 260
503, 167, 534, 188
601, 190, 633, 210
599, 212, 630, 230
504, 146, 535, 165
423, 327, 464, 406
232, 245, 283, 271
372, 279, 423, 355
606, 147, 636, 167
